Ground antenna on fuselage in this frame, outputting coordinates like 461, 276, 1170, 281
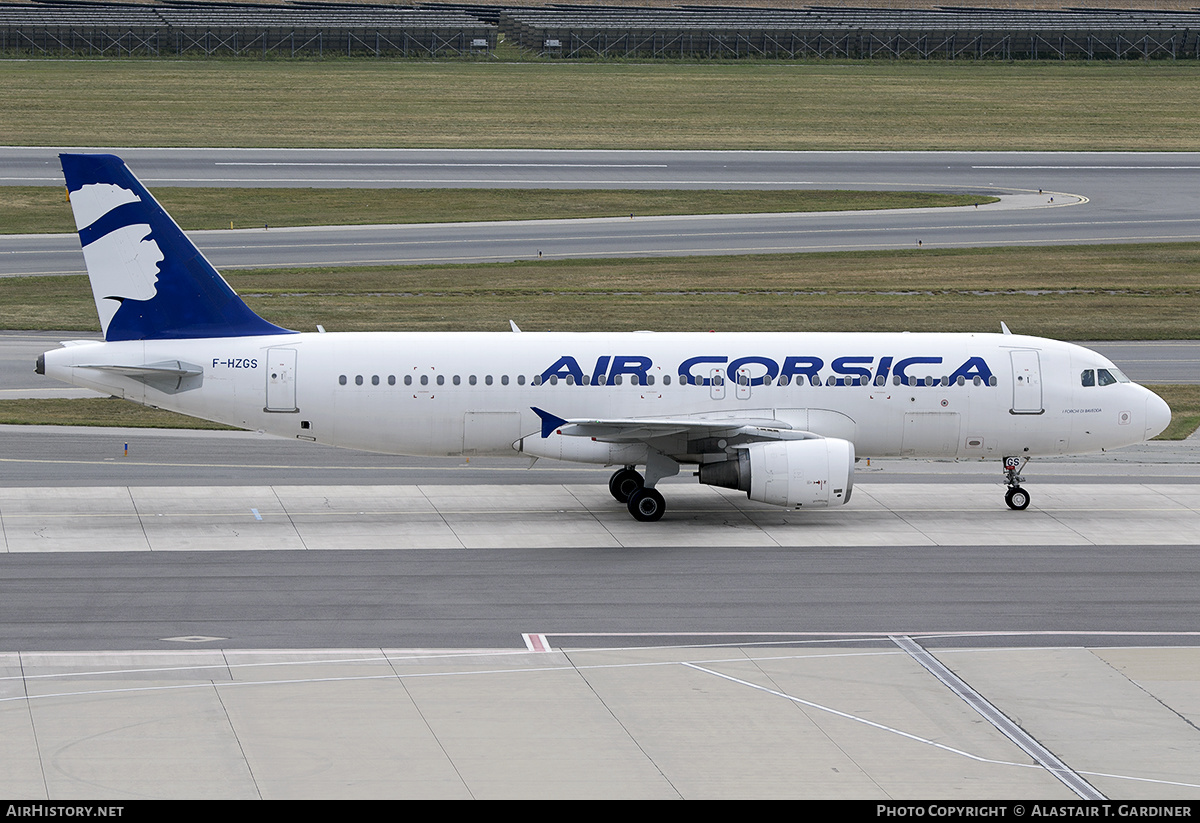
1000, 321, 1012, 335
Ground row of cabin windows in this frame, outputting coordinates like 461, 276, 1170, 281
337, 373, 999, 388
338, 374, 519, 387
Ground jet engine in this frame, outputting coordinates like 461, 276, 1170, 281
698, 438, 854, 508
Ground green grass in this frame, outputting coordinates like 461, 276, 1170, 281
6, 243, 1198, 339
0, 186, 996, 235
1149, 385, 1200, 440
3, 61, 1199, 150
0, 397, 234, 430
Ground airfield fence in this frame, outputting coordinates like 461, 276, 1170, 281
0, 2, 497, 57
2, 2, 1199, 59
502, 5, 1200, 59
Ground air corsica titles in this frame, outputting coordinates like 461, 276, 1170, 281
539, 354, 996, 387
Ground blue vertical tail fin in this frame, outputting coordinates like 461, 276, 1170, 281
60, 153, 293, 342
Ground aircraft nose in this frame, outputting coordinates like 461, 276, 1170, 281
1145, 390, 1171, 440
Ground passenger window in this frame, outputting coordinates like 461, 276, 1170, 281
436, 375, 445, 386
388, 375, 395, 386
371, 375, 379, 386
486, 375, 494, 386
501, 375, 509, 386
339, 375, 347, 385
453, 375, 461, 386
355, 375, 363, 386
404, 375, 412, 386
1081, 369, 1095, 387
469, 375, 477, 386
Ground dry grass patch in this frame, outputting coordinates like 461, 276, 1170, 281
2, 62, 1198, 151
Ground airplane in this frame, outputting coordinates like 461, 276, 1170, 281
37, 153, 1172, 522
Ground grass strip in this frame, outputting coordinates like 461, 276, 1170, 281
0, 187, 996, 235
3, 243, 1197, 339
2, 61, 1199, 151
0, 397, 234, 430
1150, 385, 1200, 440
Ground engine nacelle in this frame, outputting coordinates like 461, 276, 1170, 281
699, 438, 854, 508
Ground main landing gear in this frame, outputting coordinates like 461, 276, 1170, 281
1003, 456, 1031, 510
608, 466, 667, 522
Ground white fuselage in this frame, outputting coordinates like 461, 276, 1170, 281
41, 330, 1169, 463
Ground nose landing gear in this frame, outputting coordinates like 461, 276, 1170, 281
1003, 456, 1031, 510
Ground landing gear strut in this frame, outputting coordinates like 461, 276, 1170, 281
1003, 456, 1030, 510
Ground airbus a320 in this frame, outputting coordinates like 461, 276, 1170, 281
37, 154, 1171, 521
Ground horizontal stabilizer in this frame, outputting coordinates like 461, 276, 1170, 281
76, 360, 204, 392
77, 360, 203, 378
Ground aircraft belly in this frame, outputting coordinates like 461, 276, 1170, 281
901, 411, 962, 457
463, 411, 522, 456
332, 392, 465, 456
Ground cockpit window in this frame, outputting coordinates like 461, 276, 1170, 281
1097, 368, 1129, 386
1081, 369, 1095, 387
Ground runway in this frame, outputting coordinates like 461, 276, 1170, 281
2, 150, 1199, 799
4, 148, 1200, 274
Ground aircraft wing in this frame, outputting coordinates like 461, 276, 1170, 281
530, 406, 821, 444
